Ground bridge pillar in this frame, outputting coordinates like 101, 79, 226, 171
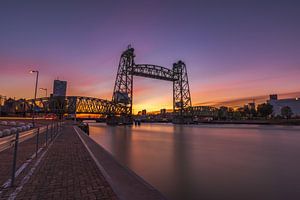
172, 61, 193, 124
111, 46, 135, 124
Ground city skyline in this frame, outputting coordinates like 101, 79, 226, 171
1, 0, 300, 112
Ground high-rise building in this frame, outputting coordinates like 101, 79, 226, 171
53, 80, 67, 97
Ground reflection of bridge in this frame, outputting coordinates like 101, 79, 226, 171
12, 46, 217, 124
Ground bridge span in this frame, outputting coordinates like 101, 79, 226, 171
11, 96, 217, 118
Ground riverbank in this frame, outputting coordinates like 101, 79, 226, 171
134, 119, 300, 125
202, 119, 300, 125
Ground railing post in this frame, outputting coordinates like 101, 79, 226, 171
11, 131, 19, 187
51, 122, 53, 141
45, 125, 48, 146
54, 122, 56, 136
35, 128, 39, 157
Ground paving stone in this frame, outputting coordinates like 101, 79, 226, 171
7, 125, 117, 199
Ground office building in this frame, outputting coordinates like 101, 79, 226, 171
53, 80, 67, 97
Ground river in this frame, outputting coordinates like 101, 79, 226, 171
89, 123, 300, 200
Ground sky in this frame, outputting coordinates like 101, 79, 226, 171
0, 0, 299, 112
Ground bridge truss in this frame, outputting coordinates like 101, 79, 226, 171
12, 96, 126, 116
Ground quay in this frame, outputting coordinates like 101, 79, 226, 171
0, 122, 165, 200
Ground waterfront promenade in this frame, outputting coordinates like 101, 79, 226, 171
0, 123, 165, 200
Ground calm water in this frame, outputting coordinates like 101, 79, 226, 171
89, 123, 300, 200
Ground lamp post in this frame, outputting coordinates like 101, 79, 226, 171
30, 70, 39, 127
39, 88, 48, 98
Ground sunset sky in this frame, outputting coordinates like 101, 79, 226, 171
0, 0, 299, 112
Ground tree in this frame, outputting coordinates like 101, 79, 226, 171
232, 110, 242, 120
281, 106, 293, 119
228, 107, 234, 119
257, 103, 273, 119
242, 105, 257, 119
249, 107, 257, 118
218, 106, 229, 120
243, 106, 250, 115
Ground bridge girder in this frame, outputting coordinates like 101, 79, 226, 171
132, 64, 175, 81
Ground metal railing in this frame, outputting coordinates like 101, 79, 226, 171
0, 121, 63, 187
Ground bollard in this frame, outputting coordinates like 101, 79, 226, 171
45, 125, 48, 146
35, 128, 39, 157
11, 131, 19, 187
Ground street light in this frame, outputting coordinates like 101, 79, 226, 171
30, 70, 39, 127
39, 88, 48, 98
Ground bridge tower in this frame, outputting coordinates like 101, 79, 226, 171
173, 61, 193, 124
110, 47, 135, 124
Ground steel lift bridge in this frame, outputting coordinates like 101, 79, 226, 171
12, 47, 215, 124
110, 46, 192, 124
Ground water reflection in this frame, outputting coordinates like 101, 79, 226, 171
89, 123, 300, 200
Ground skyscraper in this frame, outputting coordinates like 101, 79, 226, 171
53, 80, 67, 97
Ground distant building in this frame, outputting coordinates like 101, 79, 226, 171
53, 80, 67, 97
267, 94, 300, 117
160, 108, 166, 115
142, 109, 147, 115
2, 98, 17, 114
269, 94, 278, 100
248, 102, 256, 110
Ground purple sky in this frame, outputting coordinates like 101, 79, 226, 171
0, 0, 300, 111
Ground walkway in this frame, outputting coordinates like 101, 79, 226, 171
1, 125, 117, 200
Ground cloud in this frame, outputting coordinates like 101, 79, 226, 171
195, 91, 300, 108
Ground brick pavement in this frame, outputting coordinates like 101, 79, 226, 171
10, 125, 118, 200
